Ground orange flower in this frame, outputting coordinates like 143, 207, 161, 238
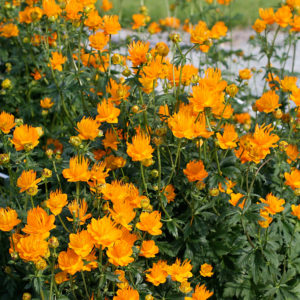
285, 144, 299, 163
46, 189, 68, 216
239, 68, 252, 80
102, 0, 113, 11
96, 99, 120, 123
229, 193, 245, 210
255, 90, 281, 113
0, 207, 21, 231
58, 248, 83, 275
103, 128, 120, 150
107, 240, 134, 267
87, 216, 122, 248
62, 156, 91, 182
160, 17, 180, 28
126, 132, 154, 162
168, 259, 193, 283
89, 31, 109, 51
22, 206, 56, 238
146, 260, 169, 286
290, 88, 300, 106
101, 15, 121, 35
252, 19, 266, 33
218, 178, 236, 194
234, 113, 251, 125
17, 235, 49, 262
200, 263, 214, 277
82, 250, 98, 271
190, 21, 210, 45
107, 79, 130, 104
148, 21, 162, 34
139, 240, 159, 258
291, 204, 300, 220
284, 169, 300, 190
85, 9, 102, 30
163, 184, 176, 203
49, 52, 67, 71
88, 161, 109, 191
109, 201, 136, 230
17, 170, 41, 194
275, 5, 292, 28
76, 117, 100, 141
11, 124, 39, 151
216, 124, 238, 149
210, 21, 228, 39
113, 287, 139, 300
40, 97, 54, 109
132, 14, 146, 30
31, 69, 42, 80
42, 0, 61, 18
259, 193, 285, 215
259, 8, 275, 25
0, 111, 15, 134
55, 271, 69, 285
65, 0, 83, 21
280, 76, 297, 92
67, 199, 91, 225
69, 230, 94, 258
127, 40, 150, 67
258, 209, 273, 228
183, 160, 208, 182
191, 284, 214, 300
0, 23, 19, 38
291, 15, 300, 32
136, 211, 162, 235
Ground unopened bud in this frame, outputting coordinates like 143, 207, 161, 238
209, 188, 219, 197
142, 158, 155, 167
69, 136, 82, 147
226, 84, 238, 97
48, 236, 59, 248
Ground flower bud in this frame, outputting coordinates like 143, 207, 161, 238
4, 266, 11, 274
294, 189, 300, 196
243, 123, 251, 131
0, 153, 10, 164
145, 295, 154, 300
151, 169, 159, 178
23, 37, 30, 43
155, 42, 169, 57
131, 105, 139, 114
226, 84, 239, 97
1, 79, 12, 89
273, 109, 282, 119
46, 149, 53, 158
42, 168, 52, 178
142, 158, 155, 167
196, 181, 206, 191
140, 5, 148, 14
122, 67, 131, 77
169, 33, 181, 43
209, 188, 219, 197
22, 293, 32, 300
140, 196, 150, 208
146, 53, 152, 62
35, 259, 47, 270
48, 236, 59, 248
26, 186, 38, 196
5, 63, 12, 73
152, 137, 163, 146
15, 118, 23, 126
112, 53, 122, 65
191, 74, 200, 84
36, 127, 44, 137
42, 110, 49, 116
279, 141, 288, 151
69, 136, 82, 147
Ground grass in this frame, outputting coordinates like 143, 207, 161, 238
105, 0, 281, 28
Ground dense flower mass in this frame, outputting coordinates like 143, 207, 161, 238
0, 1, 300, 299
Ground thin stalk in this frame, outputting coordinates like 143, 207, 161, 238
81, 271, 90, 299
140, 163, 149, 197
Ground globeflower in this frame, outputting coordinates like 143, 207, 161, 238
183, 160, 208, 182
127, 40, 150, 67
76, 117, 100, 141
49, 52, 67, 71
190, 21, 210, 45
0, 23, 19, 38
132, 14, 146, 30
139, 240, 159, 258
191, 284, 214, 300
42, 0, 61, 19
291, 204, 300, 220
0, 111, 16, 134
126, 132, 154, 162
89, 31, 109, 51
259, 8, 275, 25
96, 99, 120, 123
284, 169, 300, 190
259, 193, 285, 215
17, 170, 41, 195
62, 156, 91, 182
107, 240, 134, 266
216, 124, 238, 149
255, 90, 281, 113
146, 260, 169, 286
22, 206, 56, 239
11, 125, 40, 151
46, 190, 68, 216
239, 68, 252, 80
200, 263, 214, 277
67, 199, 92, 225
168, 259, 193, 283
113, 287, 139, 300
40, 97, 54, 109
58, 248, 83, 275
136, 211, 162, 235
229, 193, 245, 210
274, 6, 292, 28
0, 208, 21, 232
68, 230, 94, 258
101, 15, 121, 35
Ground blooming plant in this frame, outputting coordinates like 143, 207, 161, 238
0, 0, 300, 299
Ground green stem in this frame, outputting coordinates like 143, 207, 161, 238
58, 215, 70, 233
81, 271, 90, 299
140, 163, 149, 197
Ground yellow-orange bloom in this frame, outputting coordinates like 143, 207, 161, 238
290, 88, 300, 106
55, 271, 69, 285
103, 128, 120, 150
126, 132, 154, 162
76, 117, 100, 140
275, 6, 292, 28
191, 284, 214, 300
168, 259, 193, 283
0, 111, 16, 134
190, 21, 210, 45
89, 31, 109, 51
46, 189, 68, 216
259, 8, 275, 24
163, 184, 176, 203
67, 199, 92, 225
17, 235, 49, 262
42, 0, 61, 18
255, 90, 281, 113
101, 15, 121, 35
183, 160, 208, 182
280, 76, 297, 92
62, 156, 90, 182
0, 207, 21, 231
127, 40, 150, 67
113, 287, 139, 300
258, 209, 273, 228
40, 97, 54, 109
146, 260, 169, 286
102, 0, 113, 11
85, 9, 102, 30
132, 13, 146, 30
216, 124, 238, 149
252, 19, 266, 33
229, 193, 245, 210
22, 206, 56, 238
200, 263, 214, 277
136, 211, 162, 235
239, 68, 252, 80
11, 124, 40, 151
96, 99, 120, 123
139, 240, 159, 258
284, 169, 300, 190
87, 216, 122, 248
69, 230, 94, 258
49, 52, 67, 71
109, 201, 136, 230
107, 240, 134, 267
0, 23, 19, 38
17, 170, 41, 194
210, 21, 228, 39
291, 204, 300, 220
58, 248, 83, 275
259, 193, 285, 215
